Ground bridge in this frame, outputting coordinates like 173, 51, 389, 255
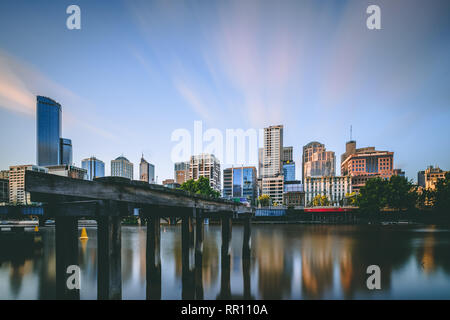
24, 170, 253, 300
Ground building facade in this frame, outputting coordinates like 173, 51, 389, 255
81, 157, 105, 180
261, 125, 283, 178
139, 155, 155, 183
283, 161, 295, 182
283, 180, 304, 208
59, 138, 72, 165
0, 178, 8, 204
341, 141, 394, 192
262, 175, 284, 205
111, 156, 134, 180
189, 154, 221, 191
9, 165, 48, 205
46, 164, 87, 179
304, 176, 352, 206
302, 142, 336, 183
223, 166, 257, 205
420, 165, 448, 190
174, 161, 190, 185
37, 96, 62, 166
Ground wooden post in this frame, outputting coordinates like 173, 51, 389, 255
55, 215, 80, 300
97, 201, 122, 300
146, 215, 161, 300
219, 214, 232, 299
194, 208, 204, 300
242, 214, 251, 299
181, 215, 195, 299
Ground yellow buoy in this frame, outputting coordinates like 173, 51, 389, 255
79, 227, 88, 240
34, 226, 39, 232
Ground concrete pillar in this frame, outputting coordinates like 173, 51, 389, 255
97, 209, 122, 300
194, 209, 204, 299
181, 215, 195, 299
55, 216, 80, 300
146, 216, 161, 300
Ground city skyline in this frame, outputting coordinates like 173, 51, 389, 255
1, 0, 450, 183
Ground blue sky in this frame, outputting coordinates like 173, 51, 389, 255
0, 0, 449, 183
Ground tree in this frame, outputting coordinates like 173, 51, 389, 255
433, 172, 450, 213
385, 175, 417, 211
258, 194, 272, 207
357, 177, 388, 213
179, 176, 220, 198
345, 192, 358, 206
311, 194, 330, 207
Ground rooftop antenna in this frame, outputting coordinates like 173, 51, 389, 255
350, 125, 353, 141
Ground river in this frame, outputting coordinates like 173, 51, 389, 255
1, 223, 450, 299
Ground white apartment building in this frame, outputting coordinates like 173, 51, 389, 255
9, 164, 48, 205
261, 125, 283, 178
189, 153, 221, 191
304, 176, 352, 206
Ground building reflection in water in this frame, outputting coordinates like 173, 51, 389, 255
1, 224, 450, 299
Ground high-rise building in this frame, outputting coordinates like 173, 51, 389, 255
283, 161, 295, 182
9, 165, 48, 205
139, 155, 155, 183
59, 138, 72, 165
261, 125, 283, 178
258, 148, 263, 179
189, 153, 221, 191
81, 157, 105, 180
174, 161, 189, 185
304, 176, 352, 206
37, 96, 62, 166
341, 141, 394, 192
111, 156, 133, 180
0, 170, 9, 180
46, 164, 87, 179
223, 166, 257, 204
259, 125, 286, 204
302, 142, 336, 183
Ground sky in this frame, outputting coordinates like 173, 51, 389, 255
0, 0, 449, 183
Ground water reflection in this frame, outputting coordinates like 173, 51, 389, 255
1, 224, 450, 300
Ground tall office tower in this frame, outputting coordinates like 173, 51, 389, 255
174, 161, 190, 185
223, 166, 257, 204
111, 156, 134, 180
302, 142, 336, 183
37, 96, 61, 166
189, 153, 221, 191
81, 156, 105, 180
261, 125, 283, 178
59, 138, 72, 165
9, 165, 48, 205
139, 155, 155, 183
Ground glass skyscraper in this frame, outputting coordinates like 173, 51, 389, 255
81, 157, 105, 180
37, 96, 61, 166
60, 138, 72, 165
111, 156, 133, 180
283, 161, 295, 181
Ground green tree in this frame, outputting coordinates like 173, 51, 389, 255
258, 194, 272, 207
179, 176, 220, 198
345, 192, 358, 206
385, 175, 417, 211
357, 177, 388, 213
311, 194, 330, 207
433, 172, 450, 212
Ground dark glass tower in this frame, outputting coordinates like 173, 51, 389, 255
60, 138, 72, 165
37, 96, 62, 166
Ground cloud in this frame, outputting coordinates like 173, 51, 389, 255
0, 49, 117, 141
